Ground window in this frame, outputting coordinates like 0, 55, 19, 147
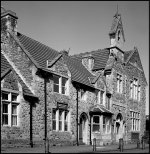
81, 89, 87, 101
52, 109, 56, 130
103, 116, 106, 133
52, 109, 69, 132
138, 85, 141, 101
53, 75, 68, 95
130, 80, 133, 98
117, 74, 122, 93
133, 78, 138, 99
98, 90, 105, 104
2, 103, 9, 125
118, 30, 121, 41
59, 110, 63, 131
106, 96, 110, 110
131, 78, 140, 100
103, 116, 111, 134
64, 111, 69, 131
62, 78, 67, 94
53, 75, 59, 93
1, 92, 19, 126
130, 110, 140, 131
92, 116, 100, 132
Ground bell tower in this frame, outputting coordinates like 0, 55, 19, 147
109, 7, 125, 49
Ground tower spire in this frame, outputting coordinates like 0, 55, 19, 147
117, 4, 118, 15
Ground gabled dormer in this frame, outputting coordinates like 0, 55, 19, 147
81, 54, 94, 72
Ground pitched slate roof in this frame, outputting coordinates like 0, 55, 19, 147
17, 32, 59, 69
89, 104, 113, 114
73, 48, 110, 71
1, 53, 35, 97
124, 50, 134, 63
16, 32, 95, 88
63, 54, 95, 88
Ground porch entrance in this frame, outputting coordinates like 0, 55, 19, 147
115, 113, 124, 142
79, 113, 88, 144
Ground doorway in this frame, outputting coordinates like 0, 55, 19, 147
115, 113, 124, 142
79, 113, 88, 144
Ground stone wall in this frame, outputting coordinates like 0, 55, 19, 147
1, 71, 31, 146
105, 54, 147, 143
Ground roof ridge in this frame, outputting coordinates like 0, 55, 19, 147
72, 48, 109, 57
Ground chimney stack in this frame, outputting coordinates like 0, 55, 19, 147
1, 8, 18, 35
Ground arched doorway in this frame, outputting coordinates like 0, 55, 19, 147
79, 113, 88, 144
115, 113, 124, 142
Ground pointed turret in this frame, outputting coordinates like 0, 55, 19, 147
109, 8, 125, 49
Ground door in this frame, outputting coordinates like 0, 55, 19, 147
79, 113, 88, 144
115, 113, 123, 142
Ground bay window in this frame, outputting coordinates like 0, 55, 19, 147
92, 116, 100, 132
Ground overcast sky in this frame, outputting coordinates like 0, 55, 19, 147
1, 1, 149, 115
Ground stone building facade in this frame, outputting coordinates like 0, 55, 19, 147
1, 8, 147, 147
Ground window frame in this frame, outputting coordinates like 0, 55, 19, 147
52, 108, 69, 132
1, 91, 19, 127
130, 110, 140, 131
92, 115, 100, 132
117, 73, 123, 93
53, 75, 68, 95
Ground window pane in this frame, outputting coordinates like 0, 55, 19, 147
12, 115, 17, 126
103, 117, 106, 124
52, 109, 56, 119
65, 111, 68, 120
64, 121, 68, 131
103, 125, 106, 133
59, 121, 62, 130
62, 86, 65, 94
53, 75, 59, 84
12, 104, 17, 114
3, 104, 8, 113
62, 78, 67, 86
52, 120, 56, 130
92, 124, 100, 132
54, 84, 59, 93
64, 111, 68, 131
93, 116, 99, 123
2, 93, 8, 100
2, 115, 8, 125
59, 110, 63, 120
12, 94, 17, 102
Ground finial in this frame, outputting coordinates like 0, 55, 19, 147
117, 4, 118, 15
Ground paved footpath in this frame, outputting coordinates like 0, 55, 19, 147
1, 143, 149, 153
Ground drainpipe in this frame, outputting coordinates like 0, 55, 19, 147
90, 113, 92, 145
76, 85, 79, 146
44, 78, 48, 153
30, 102, 33, 147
